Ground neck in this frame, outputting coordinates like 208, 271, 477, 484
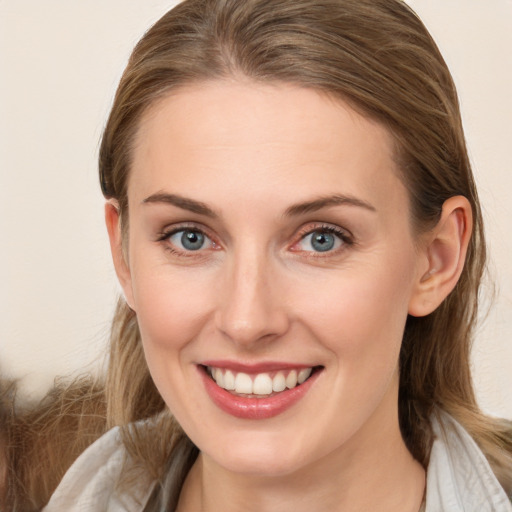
177, 381, 425, 512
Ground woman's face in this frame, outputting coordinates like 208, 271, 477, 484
119, 81, 428, 476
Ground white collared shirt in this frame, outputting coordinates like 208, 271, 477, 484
426, 411, 512, 511
43, 412, 512, 511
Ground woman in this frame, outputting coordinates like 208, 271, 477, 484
3, 0, 512, 510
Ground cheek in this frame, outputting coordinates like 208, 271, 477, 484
130, 263, 217, 356
287, 254, 416, 442
296, 250, 416, 369
130, 265, 219, 422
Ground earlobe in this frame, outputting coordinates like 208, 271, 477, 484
105, 201, 136, 310
408, 196, 473, 317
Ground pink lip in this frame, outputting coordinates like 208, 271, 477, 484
198, 365, 321, 420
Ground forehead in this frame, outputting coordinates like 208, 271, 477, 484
129, 80, 407, 216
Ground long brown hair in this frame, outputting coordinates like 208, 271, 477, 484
3, 0, 511, 509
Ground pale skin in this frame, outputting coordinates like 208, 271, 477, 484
106, 80, 472, 512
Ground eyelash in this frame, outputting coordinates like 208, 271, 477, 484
291, 224, 354, 256
156, 224, 219, 258
156, 223, 354, 258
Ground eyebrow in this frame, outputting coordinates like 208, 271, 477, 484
142, 192, 218, 218
141, 192, 376, 218
284, 194, 376, 217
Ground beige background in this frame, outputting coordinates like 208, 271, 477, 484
1, 1, 511, 418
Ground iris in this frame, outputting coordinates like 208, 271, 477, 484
310, 231, 336, 252
181, 230, 205, 251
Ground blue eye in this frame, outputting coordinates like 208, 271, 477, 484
297, 229, 345, 253
310, 231, 336, 252
168, 229, 212, 251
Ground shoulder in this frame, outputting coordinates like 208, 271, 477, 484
43, 425, 155, 512
426, 410, 512, 512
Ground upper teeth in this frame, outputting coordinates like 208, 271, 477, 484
208, 367, 313, 396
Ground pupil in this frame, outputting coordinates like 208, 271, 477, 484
312, 231, 335, 252
181, 231, 204, 250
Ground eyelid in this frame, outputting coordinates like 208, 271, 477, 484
157, 221, 214, 240
156, 222, 222, 255
289, 222, 354, 254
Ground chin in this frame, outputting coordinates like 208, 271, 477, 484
198, 428, 327, 478
213, 449, 306, 478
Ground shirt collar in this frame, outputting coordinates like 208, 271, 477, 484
425, 411, 512, 512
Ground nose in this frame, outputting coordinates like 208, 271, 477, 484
215, 247, 290, 348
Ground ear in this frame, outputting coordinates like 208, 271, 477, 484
105, 201, 135, 310
408, 196, 473, 317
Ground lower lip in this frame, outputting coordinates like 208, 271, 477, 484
199, 366, 321, 420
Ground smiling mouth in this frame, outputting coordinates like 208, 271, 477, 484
204, 365, 322, 398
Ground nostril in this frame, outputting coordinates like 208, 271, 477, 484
216, 315, 289, 347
